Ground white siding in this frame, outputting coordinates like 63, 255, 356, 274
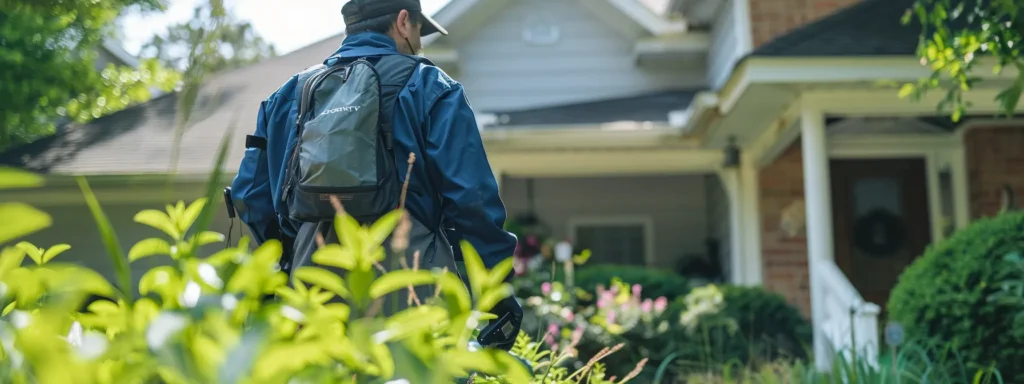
501, 175, 710, 268
706, 0, 746, 90
455, 0, 706, 111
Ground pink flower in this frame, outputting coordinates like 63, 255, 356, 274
541, 282, 552, 296
654, 296, 668, 313
597, 291, 614, 309
632, 284, 642, 298
561, 308, 575, 322
547, 324, 560, 338
606, 310, 617, 324
641, 299, 653, 314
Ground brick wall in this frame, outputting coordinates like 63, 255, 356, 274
758, 126, 1024, 317
759, 141, 811, 316
748, 0, 862, 47
965, 126, 1024, 218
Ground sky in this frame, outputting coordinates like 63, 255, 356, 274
118, 0, 452, 56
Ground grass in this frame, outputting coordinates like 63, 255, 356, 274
674, 342, 1005, 384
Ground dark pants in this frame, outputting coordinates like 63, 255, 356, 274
288, 217, 465, 316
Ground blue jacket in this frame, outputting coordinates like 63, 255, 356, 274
230, 32, 517, 268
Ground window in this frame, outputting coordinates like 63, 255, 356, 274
569, 216, 654, 266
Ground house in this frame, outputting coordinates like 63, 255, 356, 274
1, 0, 1021, 371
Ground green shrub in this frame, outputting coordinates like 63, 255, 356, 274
888, 211, 1024, 381
669, 284, 811, 374
718, 285, 811, 362
0, 167, 640, 384
574, 265, 690, 302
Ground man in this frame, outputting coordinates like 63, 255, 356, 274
229, 0, 521, 349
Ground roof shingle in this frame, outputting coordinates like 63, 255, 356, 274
751, 0, 919, 57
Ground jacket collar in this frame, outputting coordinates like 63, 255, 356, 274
325, 32, 400, 64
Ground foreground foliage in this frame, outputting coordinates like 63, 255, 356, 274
0, 166, 643, 383
900, 0, 1024, 121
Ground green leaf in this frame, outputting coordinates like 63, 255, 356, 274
0, 247, 26, 276
486, 257, 515, 289
135, 209, 180, 240
898, 83, 917, 99
311, 244, 357, 270
41, 243, 71, 263
461, 240, 487, 299
477, 284, 514, 313
78, 177, 131, 301
294, 267, 350, 299
573, 249, 592, 265
179, 198, 208, 234
384, 306, 449, 341
334, 211, 363, 253
140, 266, 182, 299
0, 203, 51, 245
369, 209, 402, 246
129, 238, 173, 262
369, 270, 435, 299
437, 271, 473, 314
191, 231, 225, 246
15, 242, 43, 264
0, 168, 43, 190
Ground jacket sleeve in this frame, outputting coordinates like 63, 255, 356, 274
230, 99, 279, 245
423, 76, 518, 269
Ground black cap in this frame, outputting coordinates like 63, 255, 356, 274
342, 0, 448, 37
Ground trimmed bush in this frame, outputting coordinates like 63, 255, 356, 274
888, 211, 1024, 381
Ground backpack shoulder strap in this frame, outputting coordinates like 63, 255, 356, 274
373, 55, 433, 148
294, 64, 329, 119
373, 55, 433, 86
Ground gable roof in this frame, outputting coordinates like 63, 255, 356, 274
0, 34, 349, 175
425, 0, 685, 46
750, 0, 918, 57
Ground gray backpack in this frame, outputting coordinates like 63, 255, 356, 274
282, 55, 428, 223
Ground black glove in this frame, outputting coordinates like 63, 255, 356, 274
478, 296, 523, 351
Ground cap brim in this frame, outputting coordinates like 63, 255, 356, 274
420, 13, 448, 36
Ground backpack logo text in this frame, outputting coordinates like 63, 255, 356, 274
320, 106, 361, 115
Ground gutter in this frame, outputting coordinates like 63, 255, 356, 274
669, 91, 720, 137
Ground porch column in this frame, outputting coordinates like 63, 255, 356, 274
718, 168, 745, 284
951, 147, 971, 228
740, 155, 763, 284
801, 107, 835, 371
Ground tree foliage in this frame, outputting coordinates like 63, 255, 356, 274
0, 0, 180, 149
140, 3, 277, 74
901, 0, 1024, 121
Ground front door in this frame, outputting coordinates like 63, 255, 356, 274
830, 158, 932, 315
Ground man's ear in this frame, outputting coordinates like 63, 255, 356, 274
396, 9, 411, 39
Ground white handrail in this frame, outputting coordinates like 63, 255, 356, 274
813, 259, 880, 372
